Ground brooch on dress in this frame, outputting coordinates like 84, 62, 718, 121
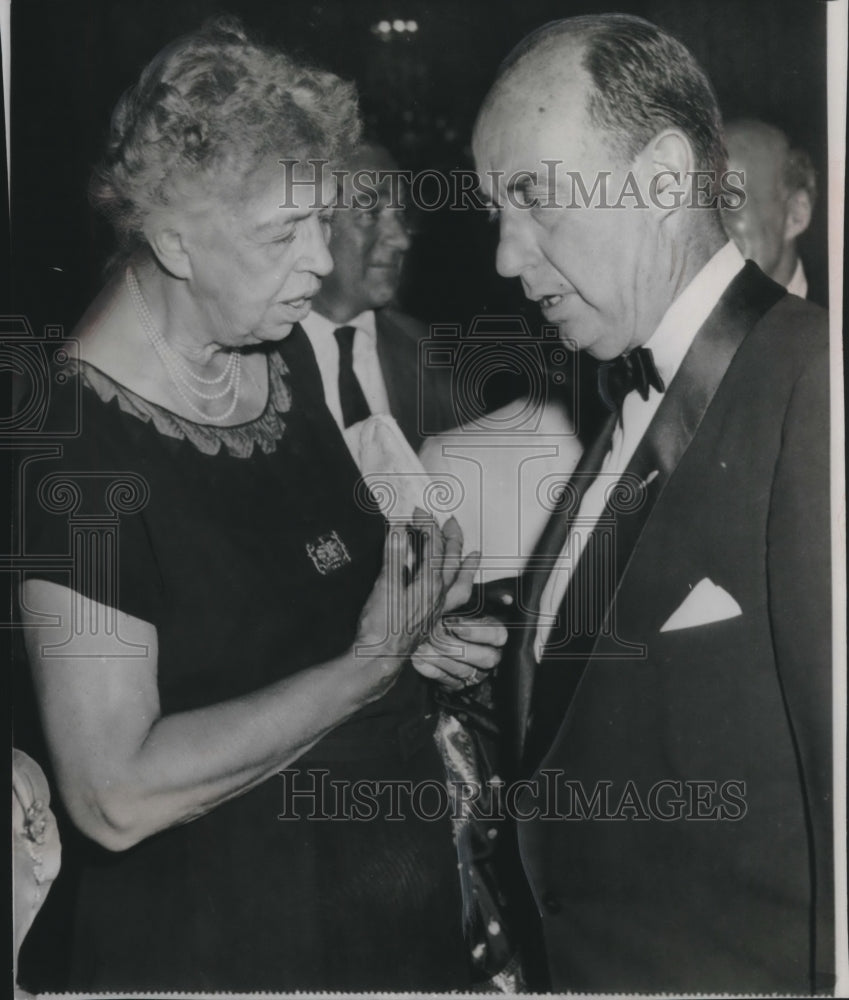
306, 531, 352, 575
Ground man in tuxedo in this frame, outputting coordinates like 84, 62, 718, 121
473, 14, 833, 994
284, 141, 454, 451
721, 118, 818, 300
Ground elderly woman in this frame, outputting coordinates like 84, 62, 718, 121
19, 19, 503, 993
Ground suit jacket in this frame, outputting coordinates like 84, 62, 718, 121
280, 308, 456, 453
513, 264, 832, 994
374, 307, 456, 450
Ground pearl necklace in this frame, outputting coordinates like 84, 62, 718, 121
126, 266, 242, 423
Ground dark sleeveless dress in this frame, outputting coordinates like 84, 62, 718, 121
22, 347, 471, 992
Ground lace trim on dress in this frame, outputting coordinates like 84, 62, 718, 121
72, 352, 292, 458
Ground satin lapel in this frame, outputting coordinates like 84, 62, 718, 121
601, 262, 786, 593
375, 311, 418, 445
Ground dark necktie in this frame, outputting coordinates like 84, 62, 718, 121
333, 325, 371, 427
597, 346, 665, 413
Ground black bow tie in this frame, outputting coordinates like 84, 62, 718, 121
597, 346, 665, 413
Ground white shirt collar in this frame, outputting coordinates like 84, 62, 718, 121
346, 310, 377, 338
301, 307, 377, 341
786, 259, 808, 298
644, 240, 746, 385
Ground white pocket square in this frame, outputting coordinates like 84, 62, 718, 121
660, 578, 742, 632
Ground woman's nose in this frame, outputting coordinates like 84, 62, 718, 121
301, 215, 334, 276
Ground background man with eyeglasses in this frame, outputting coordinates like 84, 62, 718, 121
283, 141, 455, 451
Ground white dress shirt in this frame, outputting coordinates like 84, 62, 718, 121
786, 259, 808, 299
300, 308, 392, 430
534, 240, 746, 658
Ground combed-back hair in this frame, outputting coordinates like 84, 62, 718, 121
91, 16, 361, 257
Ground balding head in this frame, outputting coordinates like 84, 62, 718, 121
725, 119, 816, 202
725, 119, 789, 165
722, 119, 815, 287
476, 23, 586, 129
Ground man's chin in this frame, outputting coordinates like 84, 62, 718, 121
364, 287, 398, 310
556, 325, 623, 361
363, 268, 401, 301
551, 319, 599, 356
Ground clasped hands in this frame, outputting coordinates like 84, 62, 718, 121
357, 510, 507, 690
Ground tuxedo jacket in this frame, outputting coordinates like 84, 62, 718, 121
281, 308, 456, 452
510, 264, 832, 994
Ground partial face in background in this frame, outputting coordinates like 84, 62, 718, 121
473, 47, 675, 361
721, 128, 788, 277
313, 144, 411, 322
721, 123, 811, 284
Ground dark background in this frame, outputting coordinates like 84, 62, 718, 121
7, 0, 831, 339
5, 1, 832, 989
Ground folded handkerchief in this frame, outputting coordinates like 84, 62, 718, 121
348, 414, 459, 526
660, 578, 742, 632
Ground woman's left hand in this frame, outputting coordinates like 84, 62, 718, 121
411, 518, 508, 690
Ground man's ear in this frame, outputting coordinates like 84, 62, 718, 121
635, 129, 696, 211
144, 223, 193, 280
784, 188, 812, 242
